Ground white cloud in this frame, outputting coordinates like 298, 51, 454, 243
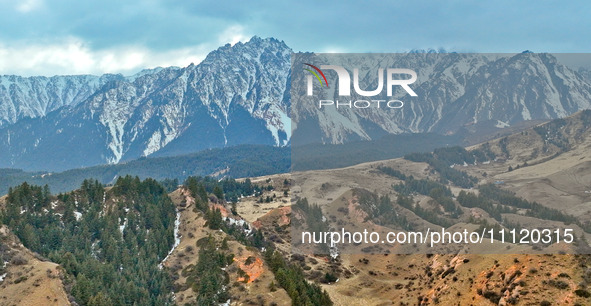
217, 25, 250, 46
319, 46, 348, 53
15, 0, 43, 12
0, 25, 251, 76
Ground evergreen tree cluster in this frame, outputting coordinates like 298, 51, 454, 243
404, 146, 479, 188
396, 194, 453, 228
533, 118, 570, 152
184, 179, 332, 305
264, 248, 333, 306
478, 184, 578, 225
457, 190, 513, 221
393, 176, 452, 198
354, 189, 410, 230
182, 236, 232, 305
472, 142, 497, 162
292, 198, 329, 253
159, 178, 180, 193
0, 144, 289, 196
184, 176, 266, 248
498, 136, 510, 158
1, 177, 177, 305
392, 174, 460, 215
292, 132, 463, 172
377, 166, 407, 180
429, 187, 462, 217
185, 176, 262, 204
458, 183, 588, 234
391, 175, 459, 226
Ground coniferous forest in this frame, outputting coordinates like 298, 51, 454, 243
1, 175, 335, 305
1, 177, 177, 305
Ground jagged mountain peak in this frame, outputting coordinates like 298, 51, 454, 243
200, 36, 291, 66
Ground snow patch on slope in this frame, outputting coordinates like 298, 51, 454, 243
159, 210, 181, 269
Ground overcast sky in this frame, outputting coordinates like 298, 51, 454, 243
1, 0, 589, 76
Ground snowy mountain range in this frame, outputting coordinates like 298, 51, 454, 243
290, 52, 591, 144
0, 37, 291, 171
1, 37, 590, 172
0, 73, 123, 127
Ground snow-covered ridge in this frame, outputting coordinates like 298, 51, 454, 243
0, 73, 127, 127
0, 37, 292, 171
2, 39, 590, 171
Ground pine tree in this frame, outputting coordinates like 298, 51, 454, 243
88, 292, 113, 306
213, 185, 224, 202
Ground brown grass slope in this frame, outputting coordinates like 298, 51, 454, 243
162, 188, 291, 306
0, 225, 69, 306
250, 110, 591, 305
